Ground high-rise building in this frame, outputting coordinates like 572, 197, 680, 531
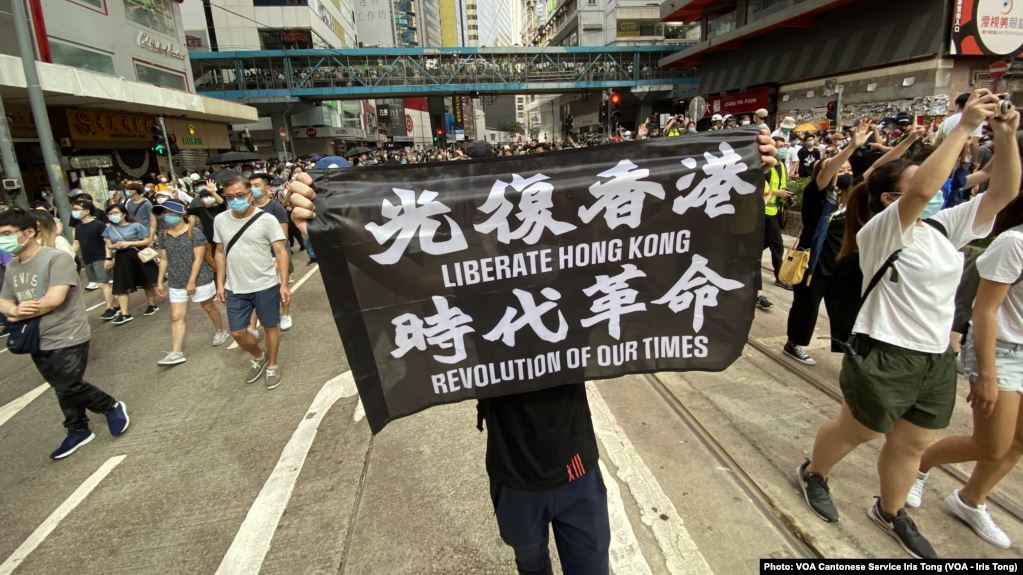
477, 0, 514, 47
180, 0, 356, 51
439, 0, 479, 47
353, 0, 420, 47
418, 0, 443, 46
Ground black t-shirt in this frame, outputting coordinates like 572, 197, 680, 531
187, 199, 225, 242
75, 219, 108, 264
799, 178, 826, 248
797, 147, 821, 178
477, 383, 599, 491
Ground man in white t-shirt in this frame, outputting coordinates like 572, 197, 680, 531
936, 93, 984, 144
214, 176, 290, 390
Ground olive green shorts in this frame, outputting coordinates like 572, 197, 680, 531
838, 336, 957, 434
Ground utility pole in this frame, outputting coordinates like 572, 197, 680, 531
158, 116, 176, 181
0, 95, 28, 209
11, 0, 71, 234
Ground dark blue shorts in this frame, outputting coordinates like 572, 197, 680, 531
226, 285, 281, 332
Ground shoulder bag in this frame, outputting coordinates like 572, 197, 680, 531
225, 212, 270, 257
778, 227, 810, 286
6, 316, 41, 354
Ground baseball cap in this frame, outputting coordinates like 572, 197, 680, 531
151, 199, 186, 215
711, 114, 723, 121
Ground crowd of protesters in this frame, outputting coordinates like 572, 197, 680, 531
1, 87, 1022, 569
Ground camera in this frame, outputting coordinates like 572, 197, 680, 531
998, 95, 1014, 117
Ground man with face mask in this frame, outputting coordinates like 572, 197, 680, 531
0, 209, 130, 459
797, 135, 822, 178
772, 116, 797, 143
126, 183, 153, 230
250, 173, 294, 331
187, 181, 225, 246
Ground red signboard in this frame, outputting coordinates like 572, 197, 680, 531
950, 0, 1023, 57
705, 86, 772, 118
990, 59, 1009, 78
405, 114, 414, 132
306, 127, 318, 137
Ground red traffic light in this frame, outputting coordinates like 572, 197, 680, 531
436, 128, 443, 136
826, 101, 836, 111
610, 92, 622, 105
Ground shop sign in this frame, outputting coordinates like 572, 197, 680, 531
69, 155, 113, 169
66, 109, 155, 142
950, 0, 1023, 56
137, 32, 186, 61
704, 87, 772, 118
182, 123, 203, 146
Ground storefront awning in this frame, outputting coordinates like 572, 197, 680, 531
0, 54, 257, 124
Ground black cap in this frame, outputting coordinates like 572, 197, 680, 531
466, 140, 495, 159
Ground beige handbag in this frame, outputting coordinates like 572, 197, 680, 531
777, 229, 809, 286
137, 247, 159, 263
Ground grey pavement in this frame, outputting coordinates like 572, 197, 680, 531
1, 248, 1021, 574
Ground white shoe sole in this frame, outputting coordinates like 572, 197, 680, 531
110, 401, 130, 436
157, 357, 187, 366
867, 504, 928, 559
945, 494, 1011, 549
784, 348, 817, 366
246, 361, 268, 384
51, 432, 95, 460
265, 377, 282, 390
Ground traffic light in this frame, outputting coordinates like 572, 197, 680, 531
168, 133, 180, 156
609, 92, 621, 106
826, 100, 837, 123
434, 128, 444, 145
151, 124, 167, 156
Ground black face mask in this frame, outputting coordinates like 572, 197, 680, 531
837, 174, 853, 190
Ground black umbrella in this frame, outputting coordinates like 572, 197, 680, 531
344, 146, 372, 158
208, 151, 262, 164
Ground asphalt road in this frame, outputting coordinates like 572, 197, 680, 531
1, 250, 1021, 575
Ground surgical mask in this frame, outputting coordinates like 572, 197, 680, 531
163, 214, 182, 226
109, 214, 123, 224
921, 192, 944, 219
71, 210, 83, 220
202, 196, 216, 207
242, 170, 252, 178
741, 119, 751, 126
251, 186, 263, 199
0, 234, 24, 254
777, 149, 789, 161
228, 197, 250, 213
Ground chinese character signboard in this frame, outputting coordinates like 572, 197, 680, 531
950, 0, 1023, 56
66, 109, 155, 142
308, 130, 764, 432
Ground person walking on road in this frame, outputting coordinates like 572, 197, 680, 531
796, 90, 1020, 559
71, 198, 118, 320
907, 200, 1023, 549
154, 200, 229, 366
214, 176, 290, 390
104, 204, 160, 325
0, 209, 130, 460
250, 172, 295, 332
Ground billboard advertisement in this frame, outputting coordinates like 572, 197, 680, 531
950, 0, 1023, 56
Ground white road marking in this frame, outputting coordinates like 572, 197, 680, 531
599, 460, 654, 575
0, 455, 126, 575
587, 385, 713, 575
228, 265, 319, 350
215, 370, 357, 575
353, 398, 365, 422
0, 383, 49, 428
85, 302, 105, 312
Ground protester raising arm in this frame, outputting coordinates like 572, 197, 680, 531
816, 122, 870, 189
896, 90, 1001, 230
974, 108, 1022, 226
864, 124, 926, 180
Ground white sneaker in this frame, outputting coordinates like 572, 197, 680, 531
212, 329, 230, 346
280, 314, 293, 331
906, 471, 929, 508
247, 327, 262, 341
157, 351, 187, 366
945, 490, 1011, 549
85, 282, 100, 291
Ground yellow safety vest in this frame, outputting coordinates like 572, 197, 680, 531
765, 165, 787, 216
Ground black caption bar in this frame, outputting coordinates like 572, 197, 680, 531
761, 559, 1022, 574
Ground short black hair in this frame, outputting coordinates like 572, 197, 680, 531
250, 172, 272, 186
221, 176, 251, 192
0, 208, 39, 231
956, 93, 971, 109
72, 198, 95, 212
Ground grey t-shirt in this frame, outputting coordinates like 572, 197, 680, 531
0, 247, 90, 350
213, 208, 286, 294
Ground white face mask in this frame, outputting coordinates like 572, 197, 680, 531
202, 196, 216, 206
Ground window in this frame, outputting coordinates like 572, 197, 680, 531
123, 0, 177, 36
617, 19, 659, 37
258, 28, 314, 49
706, 9, 736, 39
67, 0, 107, 14
134, 61, 187, 91
747, 0, 801, 21
51, 41, 115, 74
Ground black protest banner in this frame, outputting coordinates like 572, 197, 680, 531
309, 129, 765, 433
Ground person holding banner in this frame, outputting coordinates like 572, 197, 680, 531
285, 131, 781, 574
796, 90, 1020, 559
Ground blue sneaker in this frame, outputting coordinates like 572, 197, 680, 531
50, 429, 95, 460
106, 401, 130, 436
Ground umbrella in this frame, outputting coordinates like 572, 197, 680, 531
207, 151, 261, 164
344, 146, 372, 158
795, 123, 818, 132
307, 153, 323, 162
313, 156, 352, 169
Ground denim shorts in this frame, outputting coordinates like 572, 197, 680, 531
226, 285, 281, 331
961, 335, 1023, 394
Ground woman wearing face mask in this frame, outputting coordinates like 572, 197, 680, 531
796, 90, 1019, 559
104, 205, 160, 325
797, 135, 822, 178
783, 122, 873, 366
153, 200, 229, 366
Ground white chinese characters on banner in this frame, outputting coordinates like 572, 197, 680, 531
652, 254, 744, 332
483, 287, 569, 347
391, 296, 475, 364
475, 173, 576, 244
580, 264, 647, 340
579, 160, 666, 230
366, 188, 467, 264
672, 142, 757, 218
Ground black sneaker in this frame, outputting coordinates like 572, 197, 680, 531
797, 460, 839, 522
756, 295, 774, 310
868, 498, 937, 559
307, 258, 317, 266
784, 341, 817, 366
143, 305, 159, 316
99, 308, 118, 321
774, 280, 794, 291
111, 313, 134, 326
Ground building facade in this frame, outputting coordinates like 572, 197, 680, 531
658, 0, 1023, 129
180, 0, 356, 51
